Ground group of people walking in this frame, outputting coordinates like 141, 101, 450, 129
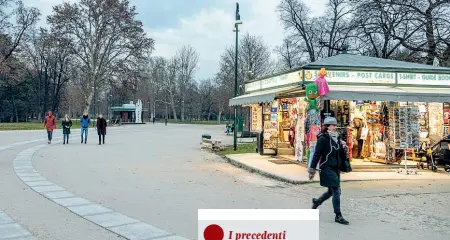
43, 111, 108, 145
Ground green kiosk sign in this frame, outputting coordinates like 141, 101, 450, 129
398, 73, 450, 86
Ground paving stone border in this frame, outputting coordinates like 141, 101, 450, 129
13, 144, 189, 240
0, 209, 38, 239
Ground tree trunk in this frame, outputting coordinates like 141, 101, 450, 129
181, 100, 185, 121
170, 98, 177, 121
425, 8, 437, 65
42, 71, 49, 118
217, 111, 222, 124
165, 103, 168, 120
12, 93, 18, 123
152, 101, 156, 121
84, 90, 94, 114
207, 107, 211, 121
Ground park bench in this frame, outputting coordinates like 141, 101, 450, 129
201, 134, 224, 151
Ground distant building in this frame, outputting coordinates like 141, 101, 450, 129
110, 100, 148, 124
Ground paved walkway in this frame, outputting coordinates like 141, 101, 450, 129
1, 124, 450, 240
226, 153, 450, 184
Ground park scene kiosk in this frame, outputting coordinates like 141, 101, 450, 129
110, 99, 148, 124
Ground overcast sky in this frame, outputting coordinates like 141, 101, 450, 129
23, 0, 328, 79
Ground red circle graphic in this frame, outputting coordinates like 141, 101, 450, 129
203, 224, 224, 240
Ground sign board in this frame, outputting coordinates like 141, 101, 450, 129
397, 73, 450, 86
245, 71, 302, 92
135, 99, 142, 123
198, 209, 319, 240
305, 70, 395, 84
246, 69, 450, 94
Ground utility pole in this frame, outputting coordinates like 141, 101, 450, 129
233, 2, 242, 151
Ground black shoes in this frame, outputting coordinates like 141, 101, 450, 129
312, 198, 349, 225
335, 214, 349, 225
81, 140, 83, 144
312, 198, 320, 209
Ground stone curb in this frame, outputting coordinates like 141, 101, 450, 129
0, 210, 38, 239
224, 155, 313, 184
223, 155, 444, 184
12, 137, 189, 240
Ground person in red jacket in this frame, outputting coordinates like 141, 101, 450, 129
43, 111, 56, 144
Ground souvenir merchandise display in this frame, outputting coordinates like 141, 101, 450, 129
428, 103, 444, 144
314, 68, 330, 96
250, 105, 262, 132
444, 103, 450, 125
386, 102, 420, 161
351, 101, 367, 158
329, 101, 353, 159
444, 103, 450, 137
418, 103, 429, 142
366, 101, 385, 159
278, 98, 296, 144
304, 83, 321, 168
263, 102, 279, 152
331, 100, 350, 127
295, 99, 307, 162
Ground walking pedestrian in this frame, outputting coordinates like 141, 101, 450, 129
152, 117, 155, 124
80, 112, 91, 144
165, 117, 167, 126
62, 114, 72, 145
308, 117, 350, 225
43, 111, 56, 144
96, 114, 107, 145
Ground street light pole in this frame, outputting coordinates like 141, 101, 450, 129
233, 2, 242, 151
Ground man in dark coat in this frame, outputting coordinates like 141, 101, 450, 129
96, 114, 107, 145
308, 117, 350, 225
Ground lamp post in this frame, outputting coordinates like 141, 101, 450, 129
108, 94, 112, 120
233, 2, 242, 151
97, 99, 100, 116
91, 86, 95, 116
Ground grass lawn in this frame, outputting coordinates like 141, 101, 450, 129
0, 120, 82, 131
218, 143, 257, 156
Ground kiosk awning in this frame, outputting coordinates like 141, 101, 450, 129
323, 86, 450, 102
229, 86, 301, 106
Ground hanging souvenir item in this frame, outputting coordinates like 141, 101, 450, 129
314, 68, 330, 96
304, 83, 321, 168
295, 99, 306, 162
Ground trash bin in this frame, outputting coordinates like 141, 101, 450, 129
257, 132, 264, 155
202, 134, 211, 140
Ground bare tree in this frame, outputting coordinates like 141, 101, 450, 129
316, 0, 354, 57
175, 45, 198, 121
198, 78, 214, 120
144, 56, 167, 119
0, 0, 40, 74
277, 0, 317, 62
275, 37, 306, 70
47, 0, 154, 113
163, 57, 179, 120
386, 0, 450, 64
239, 33, 274, 79
24, 28, 73, 119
